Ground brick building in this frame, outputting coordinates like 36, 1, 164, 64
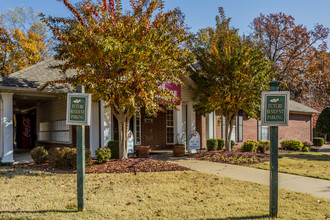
0, 59, 318, 163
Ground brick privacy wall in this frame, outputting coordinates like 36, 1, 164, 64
196, 113, 206, 149
279, 114, 312, 144
141, 109, 169, 149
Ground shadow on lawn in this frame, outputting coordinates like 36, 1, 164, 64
279, 153, 330, 162
0, 210, 76, 214
203, 214, 269, 220
0, 166, 54, 179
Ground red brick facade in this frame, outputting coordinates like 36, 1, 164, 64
196, 113, 206, 149
279, 114, 312, 143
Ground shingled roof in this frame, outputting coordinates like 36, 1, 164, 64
0, 58, 76, 92
289, 100, 319, 114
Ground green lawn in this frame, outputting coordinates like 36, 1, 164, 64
248, 152, 330, 180
0, 166, 329, 219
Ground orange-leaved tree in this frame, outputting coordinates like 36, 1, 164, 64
0, 6, 51, 76
41, 0, 194, 159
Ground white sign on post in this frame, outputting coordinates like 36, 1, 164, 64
189, 130, 200, 150
127, 130, 134, 154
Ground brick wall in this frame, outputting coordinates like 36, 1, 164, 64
196, 113, 206, 149
242, 113, 258, 143
215, 112, 222, 139
279, 114, 312, 143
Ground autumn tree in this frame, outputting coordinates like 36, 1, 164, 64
251, 12, 329, 107
41, 0, 194, 159
192, 8, 271, 151
0, 6, 51, 75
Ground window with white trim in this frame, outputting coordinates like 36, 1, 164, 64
134, 116, 141, 145
166, 110, 174, 144
258, 121, 270, 141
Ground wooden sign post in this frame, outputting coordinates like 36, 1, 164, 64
66, 85, 91, 212
261, 80, 289, 218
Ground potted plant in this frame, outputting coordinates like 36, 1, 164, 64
135, 145, 151, 158
173, 134, 186, 157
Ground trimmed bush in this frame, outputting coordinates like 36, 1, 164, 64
48, 147, 92, 169
241, 140, 258, 152
108, 140, 119, 159
207, 139, 218, 151
313, 137, 324, 146
257, 140, 270, 153
30, 146, 48, 164
95, 148, 112, 163
217, 139, 225, 150
280, 140, 303, 151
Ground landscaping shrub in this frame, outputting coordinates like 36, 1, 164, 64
30, 146, 48, 164
241, 140, 258, 152
48, 147, 92, 169
313, 137, 324, 146
257, 140, 270, 153
302, 142, 311, 152
216, 139, 225, 150
280, 140, 303, 151
207, 139, 218, 151
231, 140, 236, 148
95, 147, 112, 163
302, 145, 310, 152
108, 140, 119, 159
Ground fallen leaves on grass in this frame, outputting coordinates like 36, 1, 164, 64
189, 151, 270, 164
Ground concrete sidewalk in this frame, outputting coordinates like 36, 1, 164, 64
151, 151, 330, 199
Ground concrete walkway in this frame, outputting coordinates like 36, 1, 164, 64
151, 151, 330, 199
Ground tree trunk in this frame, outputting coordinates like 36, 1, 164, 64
224, 114, 235, 151
118, 117, 130, 159
112, 105, 132, 160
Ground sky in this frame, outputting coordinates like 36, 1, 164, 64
1, 0, 330, 40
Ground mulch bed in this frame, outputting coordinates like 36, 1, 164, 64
189, 151, 270, 165
18, 158, 189, 174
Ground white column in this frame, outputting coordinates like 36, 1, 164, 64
187, 102, 196, 135
174, 102, 183, 145
1, 93, 14, 163
207, 112, 214, 139
103, 103, 112, 146
89, 102, 99, 158
99, 101, 105, 148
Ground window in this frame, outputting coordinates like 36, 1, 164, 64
222, 116, 237, 142
135, 116, 141, 145
238, 110, 243, 142
166, 110, 174, 144
258, 121, 270, 141
38, 120, 70, 143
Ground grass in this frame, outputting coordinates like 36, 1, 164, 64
247, 152, 330, 180
0, 166, 329, 219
